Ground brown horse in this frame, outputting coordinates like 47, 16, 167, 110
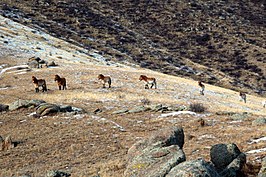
262, 100, 266, 108
239, 92, 247, 103
98, 74, 111, 88
32, 76, 47, 92
198, 81, 205, 95
54, 74, 67, 90
139, 75, 157, 89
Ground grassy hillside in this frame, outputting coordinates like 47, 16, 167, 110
0, 15, 265, 176
0, 0, 265, 95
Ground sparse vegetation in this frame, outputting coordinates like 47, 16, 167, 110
189, 103, 206, 113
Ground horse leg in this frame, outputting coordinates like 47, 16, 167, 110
59, 85, 61, 90
35, 87, 39, 92
103, 84, 106, 88
150, 83, 154, 89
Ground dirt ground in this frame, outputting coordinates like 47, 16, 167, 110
0, 53, 265, 177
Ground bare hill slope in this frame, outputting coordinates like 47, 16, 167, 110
0, 0, 265, 95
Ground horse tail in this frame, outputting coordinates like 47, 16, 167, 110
154, 79, 157, 89
43, 80, 48, 91
108, 78, 111, 88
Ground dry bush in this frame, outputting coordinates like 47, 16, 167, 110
189, 103, 206, 113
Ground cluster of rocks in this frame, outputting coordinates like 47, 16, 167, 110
1, 99, 84, 117
124, 126, 266, 177
27, 56, 57, 69
112, 104, 187, 114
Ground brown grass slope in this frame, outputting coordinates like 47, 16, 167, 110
0, 0, 265, 95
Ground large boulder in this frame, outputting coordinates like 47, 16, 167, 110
36, 103, 60, 116
210, 143, 246, 176
124, 127, 186, 177
166, 158, 220, 177
258, 157, 266, 177
0, 104, 9, 112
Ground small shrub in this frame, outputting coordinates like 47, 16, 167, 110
140, 98, 151, 105
189, 103, 206, 113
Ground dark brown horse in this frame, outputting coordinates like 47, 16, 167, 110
139, 75, 157, 89
98, 74, 111, 88
198, 81, 205, 95
32, 76, 47, 92
239, 92, 247, 103
54, 74, 67, 90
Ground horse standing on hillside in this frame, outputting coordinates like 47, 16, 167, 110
98, 74, 111, 88
139, 75, 157, 89
54, 74, 67, 90
32, 76, 47, 92
262, 100, 266, 108
239, 92, 247, 103
198, 81, 205, 95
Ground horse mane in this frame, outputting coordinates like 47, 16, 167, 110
139, 75, 148, 80
54, 74, 61, 81
32, 76, 38, 83
98, 74, 105, 80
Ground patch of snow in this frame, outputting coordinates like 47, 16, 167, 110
73, 114, 85, 119
0, 65, 29, 75
0, 87, 9, 90
158, 111, 197, 118
20, 119, 26, 123
28, 112, 37, 117
248, 136, 266, 144
246, 148, 266, 154
198, 134, 216, 140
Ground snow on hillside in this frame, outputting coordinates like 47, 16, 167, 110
0, 15, 123, 66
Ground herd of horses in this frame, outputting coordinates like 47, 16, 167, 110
32, 74, 266, 108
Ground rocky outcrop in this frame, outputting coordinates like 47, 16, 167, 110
124, 127, 186, 177
9, 99, 46, 111
36, 103, 60, 116
9, 99, 84, 116
210, 143, 246, 176
125, 128, 247, 177
166, 158, 219, 177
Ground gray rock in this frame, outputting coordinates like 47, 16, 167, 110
59, 105, 73, 112
166, 159, 220, 177
219, 153, 246, 177
124, 127, 185, 177
210, 143, 246, 176
128, 106, 151, 113
36, 103, 60, 116
0, 104, 9, 112
45, 170, 70, 177
258, 157, 266, 177
27, 60, 39, 68
9, 99, 46, 111
252, 118, 266, 126
47, 61, 57, 67
71, 106, 84, 113
112, 109, 129, 114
